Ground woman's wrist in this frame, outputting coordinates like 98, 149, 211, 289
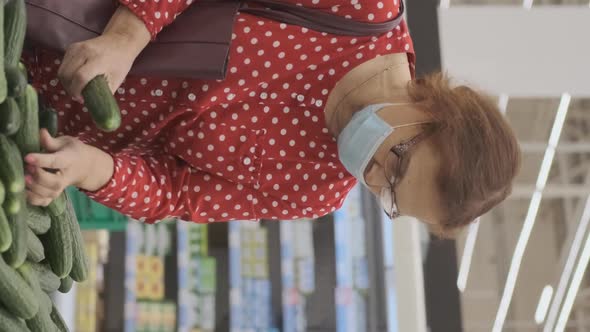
76, 146, 115, 192
103, 5, 151, 58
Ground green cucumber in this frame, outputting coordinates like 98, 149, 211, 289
0, 208, 12, 252
39, 107, 59, 138
58, 275, 73, 293
0, 134, 25, 193
5, 66, 27, 98
2, 190, 23, 215
26, 226, 45, 262
26, 289, 57, 332
46, 192, 66, 217
30, 262, 60, 293
0, 97, 22, 135
0, 180, 4, 204
17, 262, 42, 299
0, 306, 28, 332
27, 204, 51, 235
66, 196, 88, 282
18, 62, 28, 82
4, 0, 26, 68
0, 4, 6, 104
0, 255, 38, 319
4, 205, 28, 268
39, 290, 53, 315
50, 304, 69, 332
15, 85, 40, 155
82, 75, 121, 132
44, 211, 73, 278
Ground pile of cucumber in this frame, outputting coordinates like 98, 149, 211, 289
0, 0, 113, 330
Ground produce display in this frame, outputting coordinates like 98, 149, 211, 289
0, 0, 121, 330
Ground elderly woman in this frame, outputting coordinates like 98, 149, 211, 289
22, 0, 520, 237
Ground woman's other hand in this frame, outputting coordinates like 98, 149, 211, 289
57, 6, 151, 101
24, 129, 114, 206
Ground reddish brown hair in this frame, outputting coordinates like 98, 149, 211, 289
406, 72, 521, 239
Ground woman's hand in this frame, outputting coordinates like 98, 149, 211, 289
57, 6, 151, 101
24, 129, 115, 206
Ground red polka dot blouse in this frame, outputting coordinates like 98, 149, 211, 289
24, 0, 415, 223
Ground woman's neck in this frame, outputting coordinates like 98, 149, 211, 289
324, 52, 413, 137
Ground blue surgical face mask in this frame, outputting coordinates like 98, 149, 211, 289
337, 103, 407, 187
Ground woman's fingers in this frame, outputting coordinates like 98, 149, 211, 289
29, 167, 63, 191
58, 43, 90, 99
25, 151, 70, 170
25, 131, 74, 169
25, 166, 65, 206
26, 189, 53, 207
39, 129, 70, 152
68, 62, 101, 99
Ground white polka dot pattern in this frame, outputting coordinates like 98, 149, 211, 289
23, 0, 414, 224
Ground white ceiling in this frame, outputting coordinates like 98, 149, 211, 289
442, 1, 590, 331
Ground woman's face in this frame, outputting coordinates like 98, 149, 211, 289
364, 134, 445, 226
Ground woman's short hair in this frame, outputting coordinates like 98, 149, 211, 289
406, 72, 522, 239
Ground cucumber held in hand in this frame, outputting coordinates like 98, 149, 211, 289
82, 75, 121, 132
0, 134, 25, 193
0, 97, 22, 135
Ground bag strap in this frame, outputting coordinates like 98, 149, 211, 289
239, 0, 405, 36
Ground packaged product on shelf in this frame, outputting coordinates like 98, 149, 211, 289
352, 291, 367, 332
200, 294, 216, 331
144, 223, 158, 255
197, 257, 217, 294
149, 255, 165, 279
350, 219, 367, 259
137, 255, 148, 274
157, 223, 172, 257
353, 257, 370, 291
296, 257, 315, 294
295, 296, 307, 332
254, 244, 268, 263
254, 261, 269, 279
294, 220, 314, 258
136, 276, 149, 299
229, 247, 241, 288
150, 278, 165, 300
254, 227, 267, 245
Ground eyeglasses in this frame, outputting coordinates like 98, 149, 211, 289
365, 128, 432, 220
